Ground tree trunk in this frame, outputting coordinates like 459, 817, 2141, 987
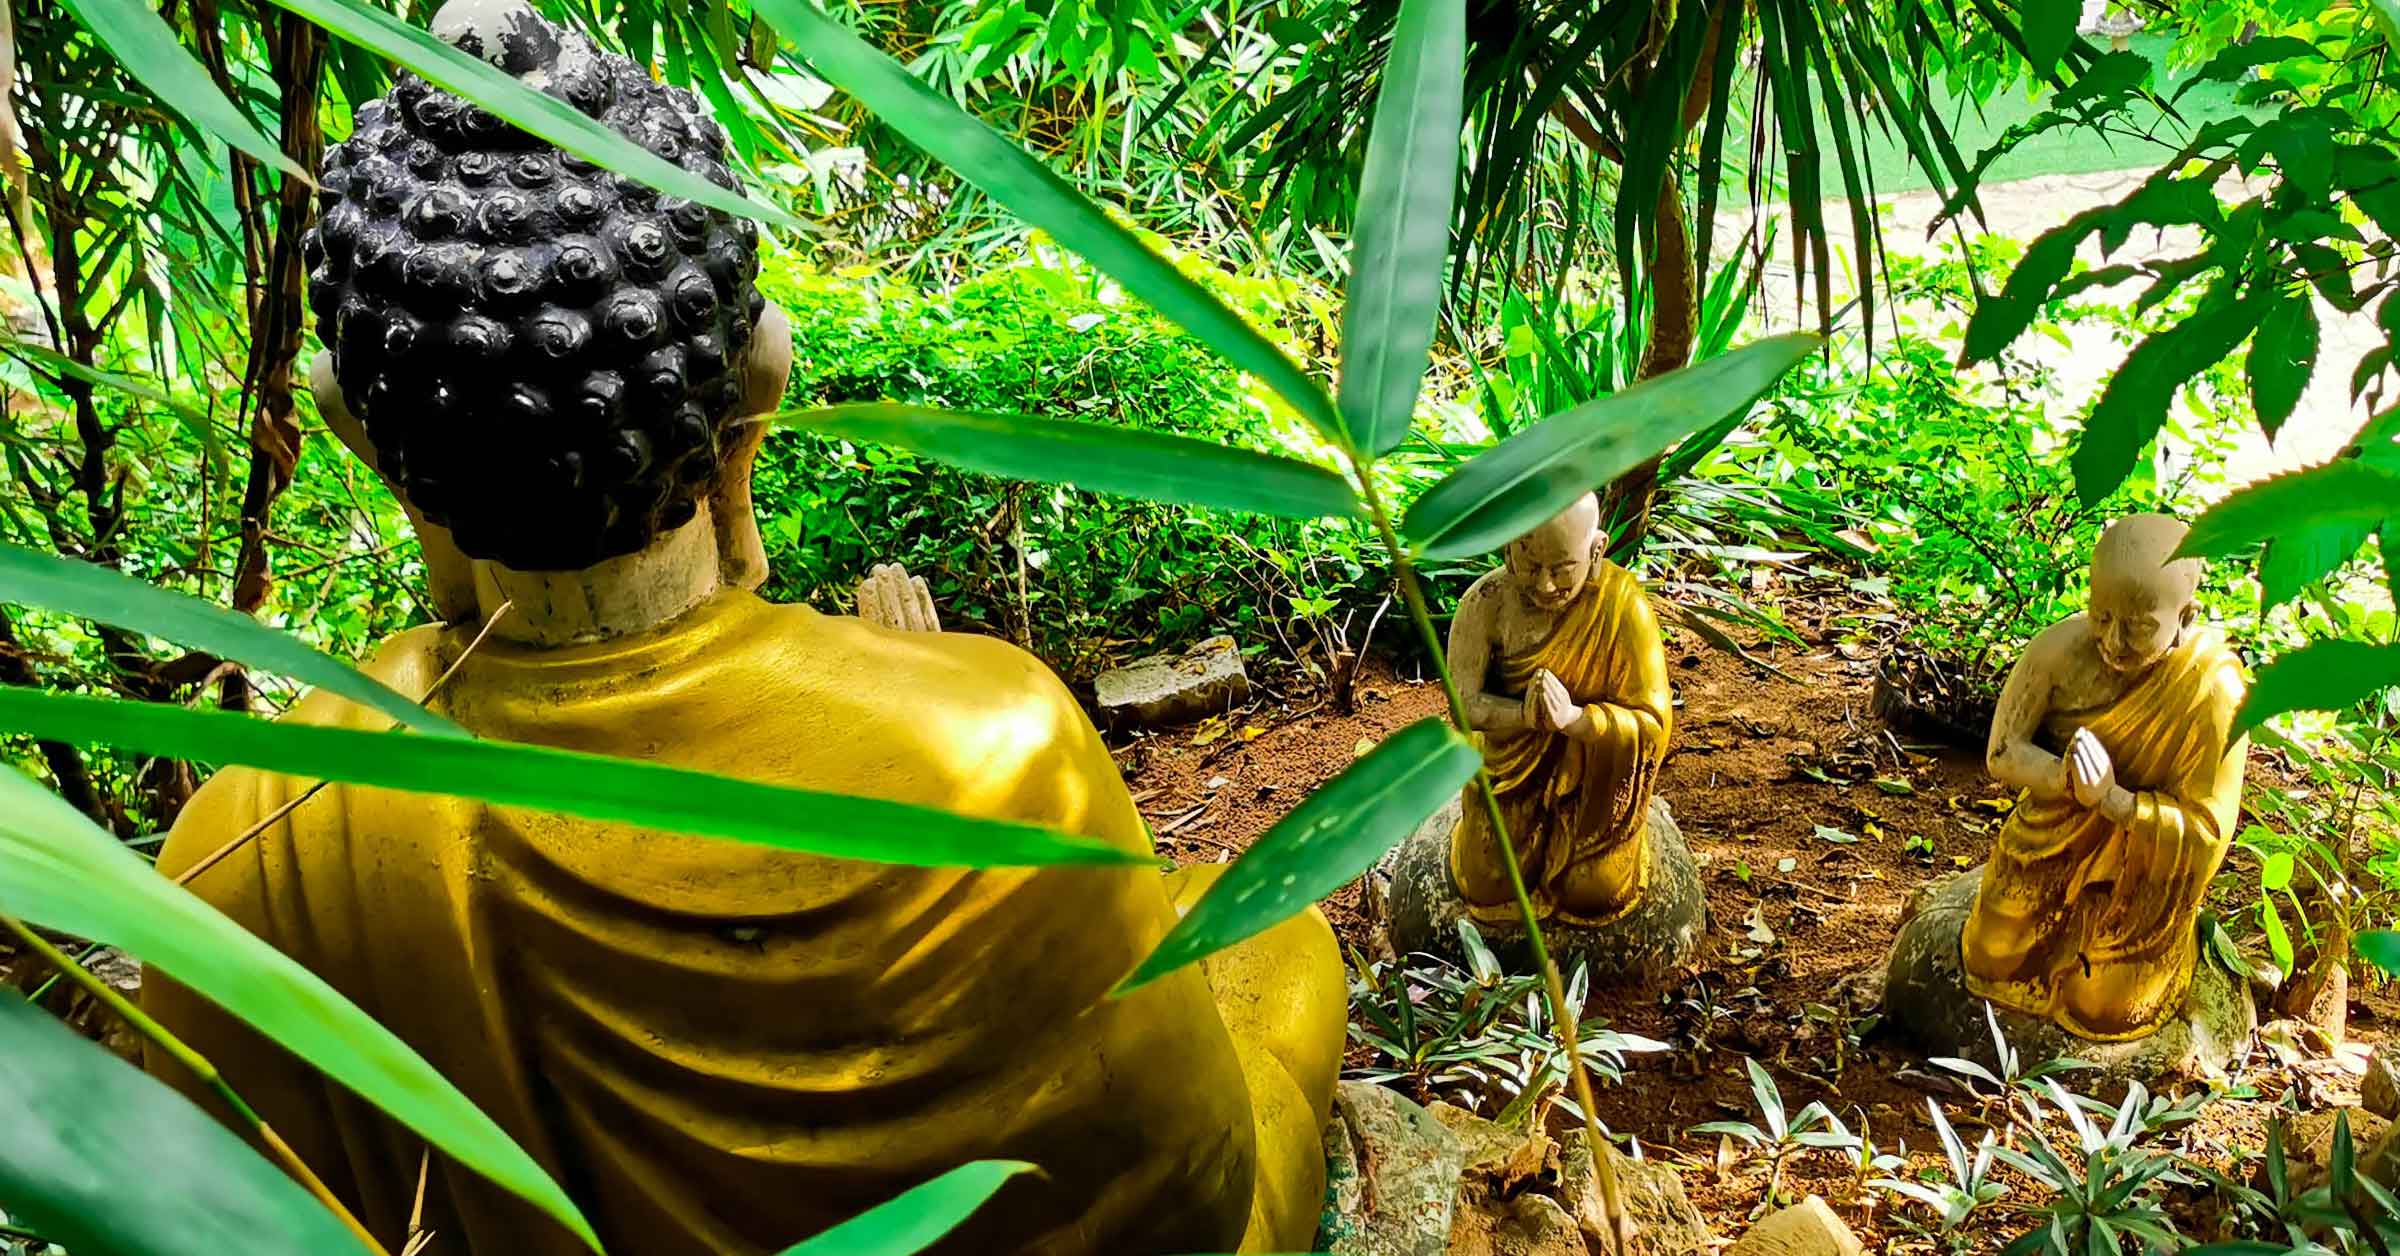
1599, 172, 1697, 555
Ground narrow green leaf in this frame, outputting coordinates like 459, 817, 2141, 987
2179, 460, 2400, 559
755, 0, 1339, 442
1338, 0, 1464, 457
2, 334, 212, 431
2250, 291, 2320, 437
259, 0, 799, 233
0, 545, 468, 737
1402, 334, 1821, 560
54, 0, 308, 180
781, 404, 1360, 521
2263, 898, 2294, 973
2357, 929, 2400, 977
1115, 717, 1479, 994
774, 1161, 1033, 1256
2073, 287, 2270, 506
0, 769, 601, 1251
0, 690, 1148, 869
2236, 639, 2400, 735
2021, 0, 2079, 78
0, 991, 368, 1256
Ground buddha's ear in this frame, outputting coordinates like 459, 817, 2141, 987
310, 354, 479, 622
710, 302, 791, 592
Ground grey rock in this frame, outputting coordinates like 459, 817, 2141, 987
1882, 866, 2256, 1083
1094, 635, 1249, 726
85, 947, 142, 994
2285, 1109, 2398, 1194
2365, 1047, 2400, 1120
1379, 796, 1705, 989
1318, 1081, 1466, 1256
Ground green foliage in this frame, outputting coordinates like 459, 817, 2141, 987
752, 249, 1388, 677
774, 1161, 1033, 1256
1345, 921, 1665, 1116
0, 991, 369, 1256
1118, 717, 1479, 994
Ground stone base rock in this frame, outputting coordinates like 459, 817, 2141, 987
1882, 866, 2255, 1082
1378, 796, 1706, 988
1318, 1080, 1712, 1256
1094, 634, 1248, 726
1725, 1197, 1865, 1256
1320, 1081, 1467, 1256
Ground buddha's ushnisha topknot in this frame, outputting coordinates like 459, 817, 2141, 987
302, 0, 765, 571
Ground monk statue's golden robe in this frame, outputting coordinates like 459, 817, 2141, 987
1963, 629, 2248, 1040
143, 589, 1343, 1255
1452, 561, 1673, 923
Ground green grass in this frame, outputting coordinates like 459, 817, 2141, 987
1818, 33, 2268, 196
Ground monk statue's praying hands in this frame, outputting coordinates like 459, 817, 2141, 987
1964, 512, 2249, 1041
1446, 494, 1673, 925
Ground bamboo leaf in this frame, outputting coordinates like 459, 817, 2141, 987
1338, 0, 1464, 457
2179, 460, 2400, 559
259, 0, 799, 233
54, 0, 308, 180
774, 1161, 1033, 1256
1115, 717, 1478, 993
0, 768, 601, 1251
782, 404, 1360, 521
2237, 639, 2400, 735
754, 0, 1339, 442
0, 690, 1148, 869
1401, 334, 1820, 560
0, 545, 469, 737
0, 991, 369, 1256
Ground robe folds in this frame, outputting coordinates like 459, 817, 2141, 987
1450, 561, 1673, 924
143, 588, 1343, 1256
1964, 629, 2249, 1040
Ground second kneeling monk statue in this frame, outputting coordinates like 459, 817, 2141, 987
139, 4, 1344, 1252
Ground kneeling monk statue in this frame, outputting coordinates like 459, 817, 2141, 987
139, 5, 1344, 1251
1884, 513, 2253, 1076
1377, 494, 1704, 984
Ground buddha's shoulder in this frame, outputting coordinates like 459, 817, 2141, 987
732, 597, 1090, 725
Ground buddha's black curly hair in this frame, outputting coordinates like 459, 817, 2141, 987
302, 4, 764, 571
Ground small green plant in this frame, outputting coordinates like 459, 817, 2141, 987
1928, 1002, 2094, 1125
1348, 922, 1664, 1120
1692, 1057, 1860, 1213
1990, 1080, 2187, 1255
1873, 1099, 2006, 1239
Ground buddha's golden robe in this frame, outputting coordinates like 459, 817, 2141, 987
1964, 629, 2248, 1040
142, 589, 1343, 1255
1451, 562, 1672, 924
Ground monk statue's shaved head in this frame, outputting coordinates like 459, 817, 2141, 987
2088, 513, 2202, 678
1505, 493, 1606, 613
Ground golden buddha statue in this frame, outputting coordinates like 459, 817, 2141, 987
1446, 493, 1674, 924
138, 9, 1343, 1252
1378, 492, 1701, 986
1962, 512, 2248, 1040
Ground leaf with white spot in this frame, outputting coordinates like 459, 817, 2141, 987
1115, 718, 1479, 993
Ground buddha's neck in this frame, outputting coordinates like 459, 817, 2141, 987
471, 505, 724, 646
